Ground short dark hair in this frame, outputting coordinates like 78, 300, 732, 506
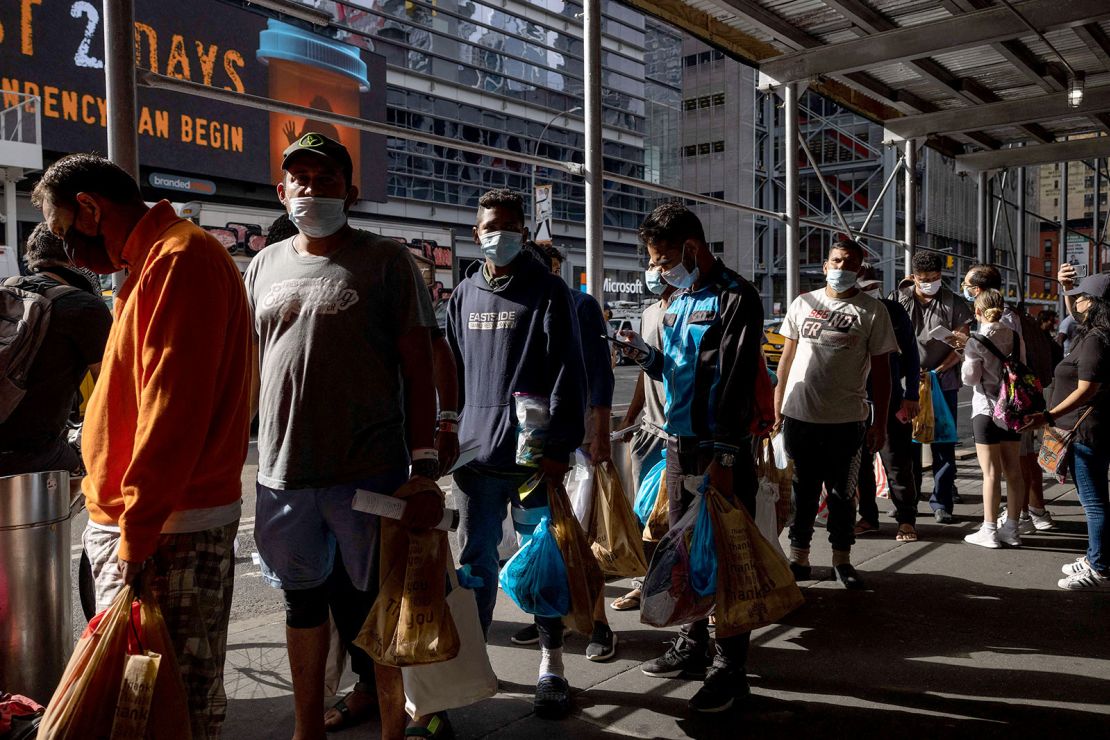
23, 222, 69, 270
638, 201, 705, 246
265, 213, 299, 246
31, 153, 143, 209
830, 238, 865, 264
967, 264, 1002, 290
477, 189, 525, 226
912, 250, 943, 274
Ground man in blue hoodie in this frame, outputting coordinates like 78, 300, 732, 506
446, 189, 587, 719
616, 202, 764, 713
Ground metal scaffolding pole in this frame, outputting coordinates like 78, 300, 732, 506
103, 0, 138, 292
977, 171, 990, 263
904, 139, 917, 276
761, 92, 775, 315
1095, 159, 1102, 273
882, 147, 898, 295
1060, 161, 1069, 268
582, 0, 603, 301
785, 83, 800, 302
1018, 166, 1027, 307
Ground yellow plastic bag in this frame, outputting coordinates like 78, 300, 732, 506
40, 586, 190, 740
588, 462, 649, 578
357, 522, 459, 667
547, 480, 604, 635
706, 486, 805, 639
911, 373, 935, 444
643, 474, 671, 543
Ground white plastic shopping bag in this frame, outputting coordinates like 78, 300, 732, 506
755, 478, 787, 559
402, 559, 498, 717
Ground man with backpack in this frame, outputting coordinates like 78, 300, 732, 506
955, 265, 1056, 531
0, 223, 110, 476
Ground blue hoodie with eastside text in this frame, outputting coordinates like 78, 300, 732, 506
446, 254, 587, 471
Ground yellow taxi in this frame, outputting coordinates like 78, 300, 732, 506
762, 319, 786, 367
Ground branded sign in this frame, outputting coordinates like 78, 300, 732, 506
149, 172, 216, 195
1065, 232, 1090, 275
0, 0, 386, 200
604, 277, 643, 294
533, 183, 553, 245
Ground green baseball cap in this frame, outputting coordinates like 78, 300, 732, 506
281, 132, 353, 183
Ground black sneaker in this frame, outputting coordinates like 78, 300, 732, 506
688, 660, 750, 713
641, 635, 710, 678
586, 623, 618, 662
789, 561, 811, 581
511, 623, 539, 645
833, 563, 865, 590
533, 675, 571, 719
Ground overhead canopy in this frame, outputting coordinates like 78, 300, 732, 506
627, 0, 1110, 170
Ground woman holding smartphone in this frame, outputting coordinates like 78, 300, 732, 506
1023, 274, 1110, 589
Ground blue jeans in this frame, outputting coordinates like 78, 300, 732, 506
912, 388, 959, 513
453, 466, 564, 648
1071, 443, 1109, 575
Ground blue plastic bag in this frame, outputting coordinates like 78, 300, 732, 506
498, 516, 570, 618
635, 453, 667, 527
930, 371, 958, 444
688, 491, 717, 597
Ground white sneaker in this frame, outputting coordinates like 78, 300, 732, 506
1062, 557, 1091, 576
1058, 568, 1109, 590
964, 525, 1000, 549
998, 515, 1035, 535
996, 522, 1022, 547
1029, 509, 1056, 531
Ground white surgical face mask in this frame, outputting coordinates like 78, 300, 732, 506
287, 196, 347, 238
917, 280, 941, 297
826, 269, 857, 293
645, 268, 666, 295
479, 231, 523, 267
661, 245, 699, 290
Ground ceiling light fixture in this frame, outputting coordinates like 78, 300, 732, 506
1069, 71, 1087, 108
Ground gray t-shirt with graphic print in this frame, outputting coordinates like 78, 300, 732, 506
245, 230, 436, 489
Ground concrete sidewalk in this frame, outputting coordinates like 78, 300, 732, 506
220, 460, 1109, 739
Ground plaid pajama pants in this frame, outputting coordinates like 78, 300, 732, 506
83, 520, 238, 740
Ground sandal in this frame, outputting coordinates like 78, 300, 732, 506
610, 588, 641, 611
406, 713, 454, 738
324, 684, 378, 732
895, 524, 918, 543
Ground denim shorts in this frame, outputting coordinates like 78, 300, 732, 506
254, 470, 406, 591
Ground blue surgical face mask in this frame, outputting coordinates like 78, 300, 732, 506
661, 245, 699, 290
826, 269, 857, 294
479, 230, 523, 267
286, 196, 347, 238
963, 286, 976, 301
645, 268, 666, 295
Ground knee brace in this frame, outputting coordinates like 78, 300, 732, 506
283, 584, 330, 629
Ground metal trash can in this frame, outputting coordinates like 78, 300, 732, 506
0, 470, 77, 704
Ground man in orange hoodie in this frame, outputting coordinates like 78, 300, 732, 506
34, 154, 252, 739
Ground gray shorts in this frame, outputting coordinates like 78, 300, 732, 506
254, 470, 406, 591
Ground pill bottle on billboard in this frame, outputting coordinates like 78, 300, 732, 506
257, 20, 369, 187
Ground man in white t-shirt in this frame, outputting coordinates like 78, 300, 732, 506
773, 239, 898, 589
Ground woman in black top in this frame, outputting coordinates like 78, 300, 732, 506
1023, 274, 1110, 589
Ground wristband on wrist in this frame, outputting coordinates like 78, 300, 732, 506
437, 411, 459, 422
411, 448, 439, 462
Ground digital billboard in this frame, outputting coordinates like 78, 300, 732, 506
0, 0, 386, 200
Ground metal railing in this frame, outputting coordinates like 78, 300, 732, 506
0, 91, 40, 145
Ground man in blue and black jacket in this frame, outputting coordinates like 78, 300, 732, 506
617, 202, 764, 713
446, 189, 587, 719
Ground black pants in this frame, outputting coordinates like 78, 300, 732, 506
784, 418, 866, 553
858, 404, 919, 526
327, 550, 378, 684
665, 437, 753, 668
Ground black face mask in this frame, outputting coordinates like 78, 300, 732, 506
63, 222, 116, 274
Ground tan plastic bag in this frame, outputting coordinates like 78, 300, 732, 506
588, 462, 649, 578
643, 474, 671, 543
760, 435, 794, 533
357, 522, 460, 667
706, 486, 805, 639
547, 480, 604, 635
911, 373, 935, 444
40, 586, 189, 740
